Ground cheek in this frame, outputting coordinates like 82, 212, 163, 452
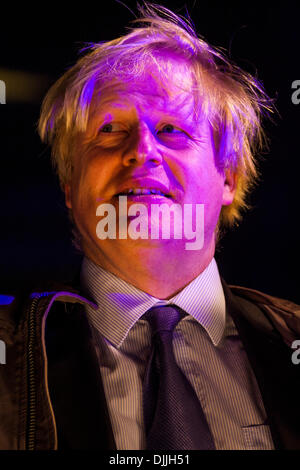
187, 159, 225, 200
70, 174, 97, 225
72, 157, 113, 203
206, 170, 225, 197
169, 139, 221, 191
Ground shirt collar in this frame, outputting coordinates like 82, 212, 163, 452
80, 257, 225, 348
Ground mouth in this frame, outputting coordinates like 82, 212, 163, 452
114, 188, 172, 198
113, 178, 173, 200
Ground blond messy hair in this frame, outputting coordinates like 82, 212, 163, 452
38, 2, 275, 231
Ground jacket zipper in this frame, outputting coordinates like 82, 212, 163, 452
26, 295, 39, 450
26, 293, 58, 450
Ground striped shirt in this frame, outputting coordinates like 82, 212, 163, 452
80, 256, 274, 450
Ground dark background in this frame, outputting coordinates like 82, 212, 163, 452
0, 1, 299, 302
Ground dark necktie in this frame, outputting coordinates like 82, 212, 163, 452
142, 305, 215, 450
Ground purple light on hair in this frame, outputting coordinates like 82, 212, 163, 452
78, 75, 97, 114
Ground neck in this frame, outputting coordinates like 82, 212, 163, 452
84, 239, 215, 299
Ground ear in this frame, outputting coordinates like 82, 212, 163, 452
64, 183, 72, 209
222, 169, 237, 206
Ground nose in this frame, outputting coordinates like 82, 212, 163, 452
122, 122, 163, 168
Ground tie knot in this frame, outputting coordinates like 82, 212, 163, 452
144, 305, 184, 335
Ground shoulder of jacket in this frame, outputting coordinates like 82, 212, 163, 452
0, 290, 29, 323
0, 281, 86, 328
228, 284, 300, 344
228, 284, 300, 314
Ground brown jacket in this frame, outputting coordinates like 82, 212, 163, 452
0, 280, 300, 450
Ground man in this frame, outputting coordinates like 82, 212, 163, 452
1, 4, 300, 450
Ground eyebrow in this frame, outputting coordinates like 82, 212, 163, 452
91, 93, 202, 131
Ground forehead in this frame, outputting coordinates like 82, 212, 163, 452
88, 57, 198, 121
91, 87, 193, 118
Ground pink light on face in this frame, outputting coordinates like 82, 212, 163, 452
64, 54, 236, 271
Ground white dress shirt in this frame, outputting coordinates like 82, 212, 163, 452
80, 256, 274, 450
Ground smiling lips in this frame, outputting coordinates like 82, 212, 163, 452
117, 188, 171, 197
114, 178, 172, 198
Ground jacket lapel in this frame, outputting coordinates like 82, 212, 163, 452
222, 280, 300, 449
45, 300, 116, 450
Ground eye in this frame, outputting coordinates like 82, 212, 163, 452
98, 122, 124, 133
158, 124, 183, 134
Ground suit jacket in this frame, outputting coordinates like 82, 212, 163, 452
0, 278, 300, 450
